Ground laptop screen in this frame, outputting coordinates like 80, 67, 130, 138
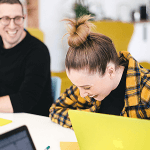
0, 125, 36, 150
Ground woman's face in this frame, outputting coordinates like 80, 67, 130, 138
66, 66, 116, 101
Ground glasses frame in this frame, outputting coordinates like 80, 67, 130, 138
0, 16, 25, 26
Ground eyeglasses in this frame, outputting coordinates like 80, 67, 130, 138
0, 16, 25, 26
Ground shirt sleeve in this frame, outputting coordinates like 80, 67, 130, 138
49, 85, 101, 129
9, 45, 50, 112
140, 76, 150, 118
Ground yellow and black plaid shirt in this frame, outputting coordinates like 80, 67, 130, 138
49, 51, 150, 129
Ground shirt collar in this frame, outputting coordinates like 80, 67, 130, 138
118, 51, 141, 107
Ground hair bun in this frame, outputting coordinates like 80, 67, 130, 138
63, 15, 94, 47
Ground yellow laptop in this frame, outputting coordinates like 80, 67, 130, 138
68, 110, 150, 150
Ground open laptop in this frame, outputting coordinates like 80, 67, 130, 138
68, 110, 150, 150
0, 125, 36, 150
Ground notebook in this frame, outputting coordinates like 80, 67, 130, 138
0, 125, 36, 150
60, 142, 80, 150
0, 118, 12, 126
68, 110, 150, 150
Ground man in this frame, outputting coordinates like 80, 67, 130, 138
0, 0, 53, 116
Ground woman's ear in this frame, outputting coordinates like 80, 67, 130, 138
106, 63, 115, 79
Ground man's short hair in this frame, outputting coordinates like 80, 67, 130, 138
0, 0, 24, 14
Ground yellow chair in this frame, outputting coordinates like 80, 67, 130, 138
91, 21, 134, 52
139, 62, 150, 70
51, 71, 73, 94
27, 28, 44, 42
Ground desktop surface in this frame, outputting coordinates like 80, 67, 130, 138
0, 113, 77, 150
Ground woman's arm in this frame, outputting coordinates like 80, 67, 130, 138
49, 85, 101, 129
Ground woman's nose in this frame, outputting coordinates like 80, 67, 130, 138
79, 88, 88, 98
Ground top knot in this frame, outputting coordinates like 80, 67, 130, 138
63, 15, 94, 48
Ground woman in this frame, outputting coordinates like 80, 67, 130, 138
49, 15, 150, 129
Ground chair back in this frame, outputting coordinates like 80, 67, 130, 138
51, 71, 73, 93
140, 62, 150, 70
51, 76, 61, 102
27, 28, 44, 42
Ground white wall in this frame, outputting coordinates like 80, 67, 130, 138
128, 22, 150, 63
88, 0, 147, 21
39, 0, 75, 72
39, 0, 149, 72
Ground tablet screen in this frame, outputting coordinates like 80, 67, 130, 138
0, 125, 36, 150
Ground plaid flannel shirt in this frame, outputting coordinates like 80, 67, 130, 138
49, 51, 150, 129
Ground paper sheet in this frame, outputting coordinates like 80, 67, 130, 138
60, 142, 80, 150
0, 118, 12, 126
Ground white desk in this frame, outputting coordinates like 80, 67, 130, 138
0, 113, 77, 150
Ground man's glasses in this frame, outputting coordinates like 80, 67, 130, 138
0, 16, 25, 26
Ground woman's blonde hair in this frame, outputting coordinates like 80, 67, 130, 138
64, 15, 122, 75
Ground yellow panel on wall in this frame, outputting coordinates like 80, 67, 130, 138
91, 21, 134, 52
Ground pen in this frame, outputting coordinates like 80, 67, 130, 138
44, 146, 50, 150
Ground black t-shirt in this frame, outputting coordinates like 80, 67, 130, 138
0, 31, 53, 116
98, 66, 127, 115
